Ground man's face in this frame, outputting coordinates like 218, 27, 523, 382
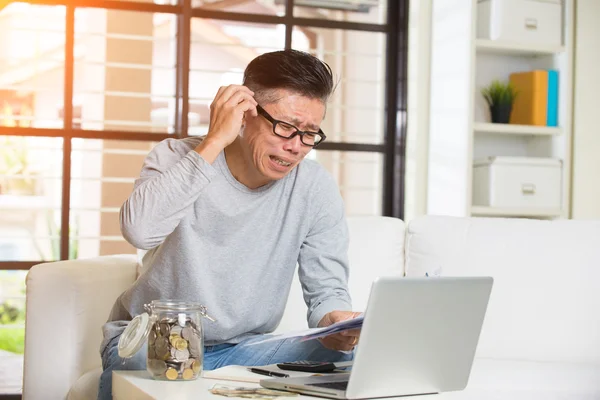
241, 89, 325, 181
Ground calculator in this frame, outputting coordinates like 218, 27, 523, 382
276, 360, 337, 373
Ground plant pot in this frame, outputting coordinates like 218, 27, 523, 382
489, 103, 512, 124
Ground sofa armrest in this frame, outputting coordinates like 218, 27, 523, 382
23, 255, 138, 400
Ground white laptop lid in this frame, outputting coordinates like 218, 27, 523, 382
346, 276, 493, 398
262, 276, 493, 399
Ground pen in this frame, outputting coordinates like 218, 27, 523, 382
247, 367, 290, 378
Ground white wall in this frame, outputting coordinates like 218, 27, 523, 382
403, 0, 432, 222
571, 0, 600, 218
426, 0, 474, 217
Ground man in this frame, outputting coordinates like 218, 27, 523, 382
97, 49, 361, 400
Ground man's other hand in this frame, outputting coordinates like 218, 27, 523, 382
196, 85, 258, 162
317, 310, 362, 352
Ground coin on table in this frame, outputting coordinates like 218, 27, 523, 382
182, 368, 194, 380
165, 367, 178, 380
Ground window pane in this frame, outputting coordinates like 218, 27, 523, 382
70, 139, 157, 258
311, 150, 382, 216
0, 137, 63, 261
293, 27, 385, 144
294, 0, 386, 25
0, 3, 65, 129
192, 0, 285, 16
73, 10, 177, 133
0, 270, 26, 395
188, 19, 284, 136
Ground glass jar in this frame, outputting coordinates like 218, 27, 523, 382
118, 300, 215, 381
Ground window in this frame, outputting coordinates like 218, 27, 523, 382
0, 0, 407, 395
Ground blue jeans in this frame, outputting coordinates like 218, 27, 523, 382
97, 334, 353, 400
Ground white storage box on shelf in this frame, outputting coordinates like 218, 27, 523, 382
472, 156, 562, 208
477, 0, 562, 46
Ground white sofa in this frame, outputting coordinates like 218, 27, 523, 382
22, 216, 600, 399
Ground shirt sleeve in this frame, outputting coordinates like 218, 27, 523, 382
120, 138, 218, 250
297, 169, 353, 328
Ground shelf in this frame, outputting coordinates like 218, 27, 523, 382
473, 123, 562, 136
475, 39, 565, 56
471, 206, 563, 218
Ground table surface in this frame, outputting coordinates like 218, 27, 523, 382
113, 358, 600, 400
112, 370, 470, 400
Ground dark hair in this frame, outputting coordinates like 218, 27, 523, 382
243, 49, 335, 105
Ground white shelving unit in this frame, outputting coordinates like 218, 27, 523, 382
473, 122, 562, 136
427, 0, 573, 220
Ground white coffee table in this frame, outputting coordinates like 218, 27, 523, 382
112, 370, 473, 399
113, 358, 600, 400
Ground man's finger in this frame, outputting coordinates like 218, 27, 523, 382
227, 92, 257, 108
237, 99, 258, 117
341, 328, 361, 336
219, 85, 254, 104
321, 333, 357, 351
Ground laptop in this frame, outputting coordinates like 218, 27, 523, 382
260, 276, 493, 399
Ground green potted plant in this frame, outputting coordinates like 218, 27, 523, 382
481, 80, 518, 124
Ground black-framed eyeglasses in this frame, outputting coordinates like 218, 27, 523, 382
256, 104, 326, 147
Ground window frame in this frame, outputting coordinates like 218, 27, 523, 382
0, 0, 408, 271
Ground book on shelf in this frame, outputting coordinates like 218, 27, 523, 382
509, 70, 548, 126
509, 69, 559, 127
547, 69, 559, 127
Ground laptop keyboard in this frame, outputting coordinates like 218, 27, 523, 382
308, 381, 349, 391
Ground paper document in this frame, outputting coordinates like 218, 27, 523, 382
203, 364, 316, 384
248, 314, 363, 346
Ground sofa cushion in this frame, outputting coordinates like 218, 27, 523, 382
405, 216, 600, 365
66, 367, 101, 400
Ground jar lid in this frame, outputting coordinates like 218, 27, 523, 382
118, 312, 152, 358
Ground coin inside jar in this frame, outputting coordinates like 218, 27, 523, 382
182, 368, 194, 380
165, 367, 178, 380
147, 314, 203, 381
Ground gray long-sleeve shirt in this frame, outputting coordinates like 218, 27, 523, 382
102, 136, 352, 350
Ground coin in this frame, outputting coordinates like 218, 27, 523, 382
169, 334, 181, 346
191, 359, 201, 374
182, 368, 194, 380
159, 322, 170, 337
155, 336, 169, 351
147, 345, 156, 360
158, 347, 170, 361
171, 325, 183, 336
174, 338, 188, 351
147, 359, 167, 375
174, 349, 189, 361
148, 330, 157, 345
181, 327, 193, 340
165, 367, 178, 380
166, 360, 184, 373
